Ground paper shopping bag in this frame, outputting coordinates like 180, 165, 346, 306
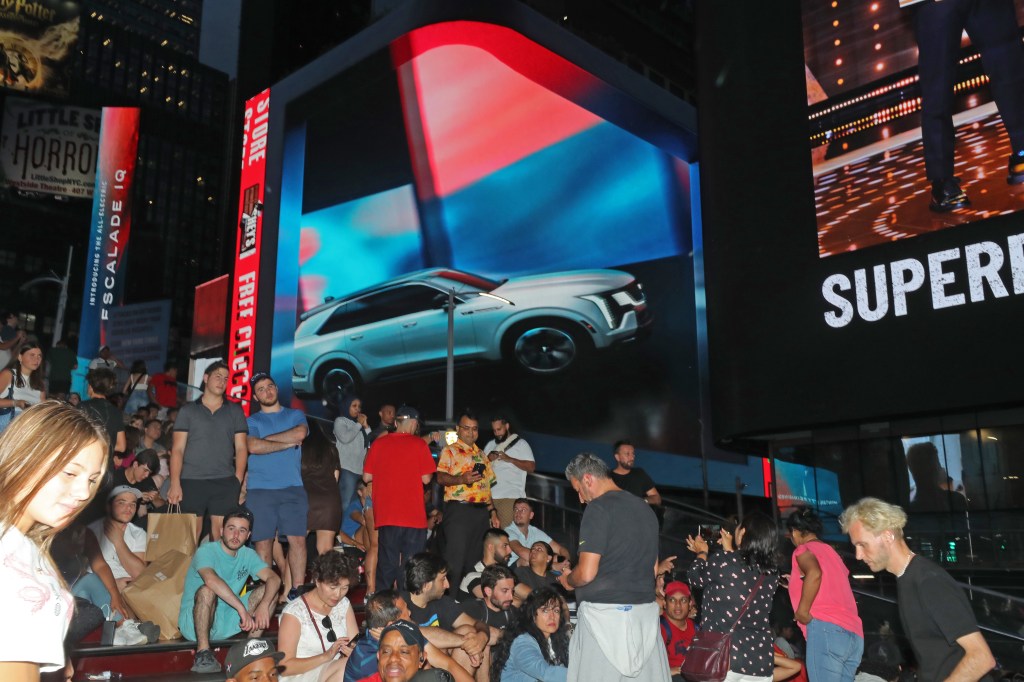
122, 550, 190, 640
145, 505, 197, 561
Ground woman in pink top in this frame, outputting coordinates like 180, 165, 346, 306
786, 507, 863, 681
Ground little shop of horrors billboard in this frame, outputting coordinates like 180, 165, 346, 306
0, 0, 80, 98
1, 97, 100, 198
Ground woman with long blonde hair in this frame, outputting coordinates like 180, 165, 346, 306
0, 401, 109, 681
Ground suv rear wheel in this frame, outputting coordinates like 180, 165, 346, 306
316, 363, 360, 405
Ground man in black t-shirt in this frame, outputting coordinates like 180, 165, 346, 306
561, 452, 669, 681
841, 497, 995, 681
402, 553, 498, 681
110, 449, 164, 526
460, 565, 516, 630
609, 440, 662, 506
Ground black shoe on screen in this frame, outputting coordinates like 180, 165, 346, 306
1009, 150, 1024, 185
929, 178, 970, 212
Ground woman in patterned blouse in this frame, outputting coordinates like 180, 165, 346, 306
686, 513, 780, 682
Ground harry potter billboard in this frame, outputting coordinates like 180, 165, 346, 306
0, 0, 80, 98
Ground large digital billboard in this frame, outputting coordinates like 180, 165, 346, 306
807, 1, 1024, 258
249, 3, 706, 463
698, 2, 1024, 440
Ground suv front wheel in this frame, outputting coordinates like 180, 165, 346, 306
505, 319, 590, 374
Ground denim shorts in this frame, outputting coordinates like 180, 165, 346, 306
246, 486, 309, 542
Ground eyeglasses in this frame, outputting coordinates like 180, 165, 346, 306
322, 615, 337, 643
457, 425, 479, 431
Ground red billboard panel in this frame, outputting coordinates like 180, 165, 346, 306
227, 89, 270, 411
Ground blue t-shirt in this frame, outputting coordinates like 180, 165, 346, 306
179, 541, 267, 625
341, 498, 364, 537
343, 633, 380, 682
246, 407, 306, 489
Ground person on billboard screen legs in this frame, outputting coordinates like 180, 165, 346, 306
911, 0, 1024, 211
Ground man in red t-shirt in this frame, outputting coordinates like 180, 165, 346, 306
363, 405, 437, 592
661, 581, 696, 680
150, 363, 179, 413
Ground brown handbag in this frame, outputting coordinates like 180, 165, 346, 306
680, 575, 766, 682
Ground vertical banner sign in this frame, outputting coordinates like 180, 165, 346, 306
227, 89, 270, 412
77, 107, 141, 362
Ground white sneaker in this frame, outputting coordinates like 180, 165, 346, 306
113, 619, 147, 646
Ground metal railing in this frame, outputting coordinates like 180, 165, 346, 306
522, 473, 1024, 672
524, 472, 729, 563
851, 578, 1024, 674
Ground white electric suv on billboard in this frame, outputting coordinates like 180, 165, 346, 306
291, 268, 651, 398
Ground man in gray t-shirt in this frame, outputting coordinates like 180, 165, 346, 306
560, 452, 669, 682
167, 361, 248, 541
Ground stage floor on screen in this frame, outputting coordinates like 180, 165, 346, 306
814, 110, 1024, 258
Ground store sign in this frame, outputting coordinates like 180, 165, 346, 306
227, 88, 270, 411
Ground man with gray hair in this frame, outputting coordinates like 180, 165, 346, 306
559, 452, 669, 682
840, 497, 994, 681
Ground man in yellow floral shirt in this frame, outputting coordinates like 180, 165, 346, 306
435, 410, 500, 592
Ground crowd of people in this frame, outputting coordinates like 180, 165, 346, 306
0, 340, 1004, 682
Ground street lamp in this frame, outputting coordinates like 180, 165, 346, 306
20, 246, 72, 347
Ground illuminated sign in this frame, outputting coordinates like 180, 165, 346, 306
227, 88, 270, 411
77, 107, 140, 360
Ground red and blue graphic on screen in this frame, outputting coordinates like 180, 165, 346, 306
293, 21, 691, 312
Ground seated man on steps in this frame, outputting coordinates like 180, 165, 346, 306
401, 553, 500, 682
345, 590, 474, 682
457, 528, 511, 600
460, 565, 517, 631
179, 506, 282, 674
505, 499, 570, 569
109, 448, 165, 526
459, 529, 530, 605
74, 485, 159, 645
224, 637, 285, 682
358, 620, 462, 682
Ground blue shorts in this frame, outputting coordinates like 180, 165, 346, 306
246, 486, 309, 542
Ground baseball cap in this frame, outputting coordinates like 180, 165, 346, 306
396, 405, 420, 420
665, 581, 691, 598
99, 345, 110, 352
381, 619, 428, 649
224, 637, 284, 675
108, 485, 142, 501
250, 371, 273, 388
